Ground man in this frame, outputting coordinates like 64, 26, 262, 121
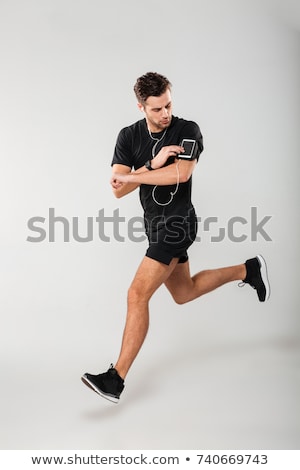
81, 72, 270, 403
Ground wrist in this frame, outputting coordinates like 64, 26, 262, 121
129, 173, 138, 183
145, 159, 155, 171
151, 158, 160, 170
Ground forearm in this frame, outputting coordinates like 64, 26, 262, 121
130, 160, 196, 186
112, 156, 196, 197
112, 182, 139, 199
111, 144, 188, 196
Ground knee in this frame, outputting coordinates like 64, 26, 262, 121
127, 283, 151, 305
172, 293, 189, 305
171, 290, 200, 305
174, 297, 186, 305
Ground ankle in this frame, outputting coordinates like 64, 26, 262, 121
114, 364, 126, 380
240, 263, 247, 281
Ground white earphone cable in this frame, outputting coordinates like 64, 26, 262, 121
148, 126, 179, 206
151, 160, 180, 206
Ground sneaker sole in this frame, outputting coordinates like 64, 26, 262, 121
257, 254, 270, 301
81, 375, 120, 404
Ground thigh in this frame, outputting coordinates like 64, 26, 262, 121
164, 260, 193, 298
130, 256, 179, 299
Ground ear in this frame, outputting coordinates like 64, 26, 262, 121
137, 102, 144, 112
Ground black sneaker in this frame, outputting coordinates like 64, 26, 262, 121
81, 364, 124, 404
240, 254, 270, 302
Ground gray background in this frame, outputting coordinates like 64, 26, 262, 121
0, 0, 299, 449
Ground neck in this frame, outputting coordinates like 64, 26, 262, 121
147, 124, 162, 134
146, 118, 171, 134
148, 127, 165, 135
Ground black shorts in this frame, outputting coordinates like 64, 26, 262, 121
145, 214, 198, 266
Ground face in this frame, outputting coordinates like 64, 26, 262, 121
138, 89, 172, 133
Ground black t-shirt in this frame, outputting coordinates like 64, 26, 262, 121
111, 116, 203, 230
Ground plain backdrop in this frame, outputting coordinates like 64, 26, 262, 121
0, 0, 299, 450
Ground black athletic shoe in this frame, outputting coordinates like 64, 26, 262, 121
81, 364, 124, 404
240, 254, 270, 302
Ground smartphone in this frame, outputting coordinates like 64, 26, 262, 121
177, 139, 197, 159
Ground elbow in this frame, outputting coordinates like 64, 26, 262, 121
177, 160, 196, 183
112, 188, 124, 199
179, 172, 192, 184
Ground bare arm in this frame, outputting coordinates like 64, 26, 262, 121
112, 158, 197, 187
111, 164, 141, 199
111, 144, 186, 198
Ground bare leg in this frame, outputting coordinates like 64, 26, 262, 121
165, 261, 246, 304
115, 256, 179, 379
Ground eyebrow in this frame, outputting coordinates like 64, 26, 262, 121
151, 101, 172, 111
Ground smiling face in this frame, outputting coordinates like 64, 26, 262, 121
138, 89, 172, 133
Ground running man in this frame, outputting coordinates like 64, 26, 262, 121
81, 72, 270, 403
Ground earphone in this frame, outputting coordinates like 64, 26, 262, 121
151, 161, 180, 206
147, 128, 180, 206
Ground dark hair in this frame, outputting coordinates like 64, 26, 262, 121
133, 72, 172, 104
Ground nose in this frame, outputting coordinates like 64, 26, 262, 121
162, 107, 168, 117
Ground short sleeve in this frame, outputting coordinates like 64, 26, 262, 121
179, 121, 204, 161
111, 127, 133, 168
